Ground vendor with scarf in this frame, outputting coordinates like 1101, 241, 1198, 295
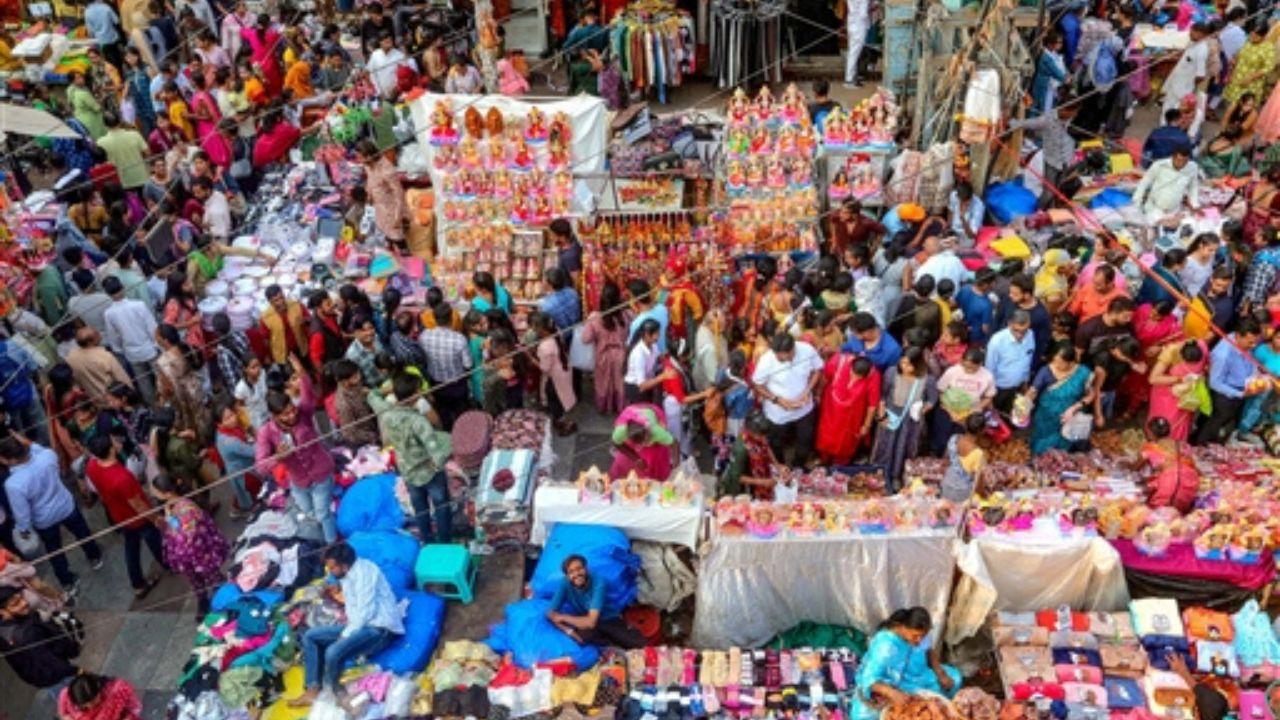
851, 607, 961, 720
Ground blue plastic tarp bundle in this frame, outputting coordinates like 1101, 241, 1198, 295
1088, 187, 1132, 209
336, 473, 404, 537
530, 524, 640, 615
984, 180, 1039, 223
372, 591, 447, 673
348, 530, 420, 593
486, 599, 600, 669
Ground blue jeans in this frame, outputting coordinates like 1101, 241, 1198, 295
36, 507, 103, 588
302, 624, 395, 691
406, 472, 452, 543
8, 397, 48, 446
291, 477, 336, 543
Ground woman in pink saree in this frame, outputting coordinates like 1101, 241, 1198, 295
241, 14, 282, 96
188, 74, 223, 152
1147, 339, 1208, 442
608, 404, 674, 481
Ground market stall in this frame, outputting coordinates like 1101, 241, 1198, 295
948, 524, 1130, 645
1112, 539, 1276, 611
691, 496, 962, 648
530, 480, 704, 548
407, 93, 609, 305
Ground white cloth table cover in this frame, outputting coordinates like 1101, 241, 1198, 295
529, 484, 703, 549
947, 526, 1129, 644
691, 530, 959, 648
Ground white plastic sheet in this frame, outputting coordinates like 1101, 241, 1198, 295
530, 484, 704, 548
946, 531, 1130, 645
691, 531, 959, 648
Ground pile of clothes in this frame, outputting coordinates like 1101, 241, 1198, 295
173, 590, 295, 718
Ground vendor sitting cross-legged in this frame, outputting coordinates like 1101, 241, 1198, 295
850, 607, 962, 720
545, 554, 646, 649
289, 543, 405, 708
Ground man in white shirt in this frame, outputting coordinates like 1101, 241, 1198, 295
84, 0, 121, 64
751, 333, 823, 467
1162, 23, 1209, 137
192, 177, 231, 240
367, 33, 410, 99
1131, 147, 1201, 223
66, 269, 111, 334
101, 276, 159, 404
914, 235, 971, 290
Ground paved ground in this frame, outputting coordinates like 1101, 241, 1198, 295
0, 386, 637, 720
0, 66, 1180, 719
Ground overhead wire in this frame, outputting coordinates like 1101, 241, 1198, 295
3, 0, 1266, 559
0, 2, 858, 432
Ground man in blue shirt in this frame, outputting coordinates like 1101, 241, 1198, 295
0, 438, 102, 593
547, 554, 645, 648
842, 312, 902, 372
955, 269, 996, 344
1143, 109, 1193, 166
1195, 318, 1264, 445
539, 268, 582, 332
627, 279, 670, 354
985, 310, 1036, 413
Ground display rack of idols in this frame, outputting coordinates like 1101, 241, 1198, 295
575, 212, 730, 311
721, 85, 820, 255
428, 99, 573, 303
713, 494, 962, 540
824, 90, 900, 206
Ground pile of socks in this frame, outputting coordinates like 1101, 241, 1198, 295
617, 646, 859, 720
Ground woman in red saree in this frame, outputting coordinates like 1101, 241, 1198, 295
241, 15, 282, 96
815, 353, 881, 465
1120, 300, 1182, 412
1137, 417, 1198, 513
1243, 168, 1280, 246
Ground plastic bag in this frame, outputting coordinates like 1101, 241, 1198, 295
13, 530, 40, 560
384, 676, 419, 717
530, 524, 639, 612
347, 530, 420, 591
569, 326, 595, 371
1063, 412, 1094, 442
371, 592, 446, 673
485, 599, 600, 669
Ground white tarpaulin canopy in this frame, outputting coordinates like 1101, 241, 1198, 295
0, 103, 80, 141
692, 531, 959, 648
946, 527, 1130, 645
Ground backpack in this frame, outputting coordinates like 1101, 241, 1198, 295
1087, 40, 1119, 92
0, 344, 34, 412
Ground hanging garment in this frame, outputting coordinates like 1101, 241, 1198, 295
846, 0, 870, 83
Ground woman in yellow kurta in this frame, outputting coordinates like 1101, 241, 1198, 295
283, 60, 314, 100
240, 63, 268, 106
1225, 24, 1276, 106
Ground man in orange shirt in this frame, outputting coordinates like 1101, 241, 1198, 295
1066, 263, 1127, 324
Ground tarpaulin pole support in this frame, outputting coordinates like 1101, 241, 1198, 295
990, 135, 1275, 379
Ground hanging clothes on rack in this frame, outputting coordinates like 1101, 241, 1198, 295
609, 6, 696, 104
707, 0, 785, 89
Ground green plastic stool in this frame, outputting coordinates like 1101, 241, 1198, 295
414, 544, 476, 604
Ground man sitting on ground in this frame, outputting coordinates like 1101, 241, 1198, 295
546, 554, 646, 648
290, 543, 404, 707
